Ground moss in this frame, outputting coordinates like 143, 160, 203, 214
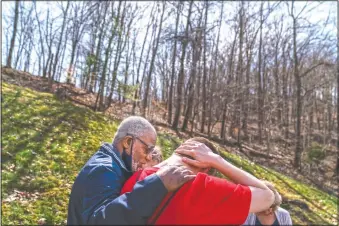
307, 142, 326, 161
2, 83, 116, 224
1, 82, 337, 225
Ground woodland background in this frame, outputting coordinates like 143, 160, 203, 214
1, 1, 338, 224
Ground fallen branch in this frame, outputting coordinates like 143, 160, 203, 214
242, 144, 283, 160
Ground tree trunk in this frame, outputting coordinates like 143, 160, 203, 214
200, 1, 209, 133
233, 2, 245, 145
106, 2, 130, 108
67, 41, 77, 84
132, 4, 155, 114
222, 31, 237, 140
257, 2, 264, 144
172, 1, 193, 130
89, 4, 106, 93
242, 46, 252, 139
336, 0, 339, 175
97, 2, 120, 111
34, 2, 46, 77
207, 2, 223, 137
327, 87, 332, 140
7, 0, 20, 68
182, 30, 202, 131
274, 40, 282, 127
57, 32, 68, 82
167, 2, 181, 124
292, 1, 302, 171
51, 1, 70, 82
138, 25, 156, 109
123, 28, 136, 103
142, 2, 166, 116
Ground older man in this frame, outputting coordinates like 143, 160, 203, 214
67, 116, 201, 225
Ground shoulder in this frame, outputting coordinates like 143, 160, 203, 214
195, 173, 247, 191
277, 207, 291, 216
243, 213, 256, 225
188, 173, 243, 195
81, 150, 124, 181
276, 207, 292, 225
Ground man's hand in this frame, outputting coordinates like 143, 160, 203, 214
175, 141, 220, 168
156, 165, 195, 192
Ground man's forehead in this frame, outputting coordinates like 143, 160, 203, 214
140, 133, 156, 144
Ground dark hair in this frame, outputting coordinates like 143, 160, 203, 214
186, 137, 220, 175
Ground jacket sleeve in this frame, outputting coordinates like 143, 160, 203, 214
83, 165, 168, 225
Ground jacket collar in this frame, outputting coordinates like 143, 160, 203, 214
101, 142, 131, 173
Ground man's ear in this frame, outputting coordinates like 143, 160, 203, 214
122, 136, 133, 149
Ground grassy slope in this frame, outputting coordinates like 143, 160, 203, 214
1, 82, 337, 225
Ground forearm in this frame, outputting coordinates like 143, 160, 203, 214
213, 156, 268, 190
88, 174, 167, 225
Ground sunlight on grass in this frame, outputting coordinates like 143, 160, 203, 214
1, 82, 337, 225
155, 131, 337, 225
2, 83, 118, 225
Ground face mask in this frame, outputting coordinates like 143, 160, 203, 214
122, 139, 134, 172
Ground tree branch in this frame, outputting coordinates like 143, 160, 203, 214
300, 61, 333, 78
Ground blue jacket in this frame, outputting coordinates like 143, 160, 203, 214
67, 143, 167, 225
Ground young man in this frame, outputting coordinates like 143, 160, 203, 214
121, 137, 275, 225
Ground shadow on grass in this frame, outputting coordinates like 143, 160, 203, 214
2, 84, 106, 193
220, 151, 336, 224
269, 169, 336, 224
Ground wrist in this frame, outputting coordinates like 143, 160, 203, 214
211, 154, 224, 169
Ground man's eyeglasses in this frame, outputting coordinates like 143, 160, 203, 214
127, 133, 155, 154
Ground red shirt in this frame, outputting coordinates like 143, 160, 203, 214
121, 167, 251, 225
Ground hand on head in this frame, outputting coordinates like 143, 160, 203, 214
175, 139, 220, 170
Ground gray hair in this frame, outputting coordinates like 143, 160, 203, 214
113, 116, 156, 145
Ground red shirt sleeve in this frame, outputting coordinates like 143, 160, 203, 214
177, 173, 252, 225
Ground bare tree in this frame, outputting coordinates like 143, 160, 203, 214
182, 6, 204, 131
66, 2, 95, 84
336, 0, 339, 175
172, 1, 193, 130
257, 2, 264, 144
95, 1, 120, 111
142, 2, 166, 116
132, 3, 156, 114
200, 1, 209, 133
167, 2, 181, 124
89, 3, 107, 93
51, 1, 70, 83
6, 0, 20, 68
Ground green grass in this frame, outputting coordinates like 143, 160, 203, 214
157, 135, 338, 225
2, 83, 118, 225
1, 82, 338, 225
